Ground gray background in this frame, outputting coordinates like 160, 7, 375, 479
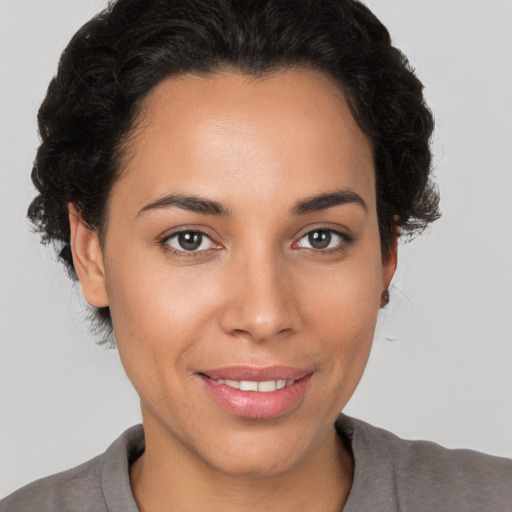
1, 0, 511, 498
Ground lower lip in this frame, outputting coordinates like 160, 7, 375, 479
200, 374, 312, 419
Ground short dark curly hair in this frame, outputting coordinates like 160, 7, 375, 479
28, 0, 440, 333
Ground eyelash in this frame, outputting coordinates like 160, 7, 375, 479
294, 227, 353, 254
159, 229, 220, 258
159, 226, 353, 258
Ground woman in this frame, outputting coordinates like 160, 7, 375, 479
1, 0, 511, 510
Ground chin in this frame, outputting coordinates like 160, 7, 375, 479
204, 447, 301, 478
190, 421, 315, 478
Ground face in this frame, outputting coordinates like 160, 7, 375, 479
72, 68, 396, 476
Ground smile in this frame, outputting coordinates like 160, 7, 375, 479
199, 366, 313, 419
214, 379, 294, 392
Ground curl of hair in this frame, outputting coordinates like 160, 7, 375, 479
28, 0, 440, 337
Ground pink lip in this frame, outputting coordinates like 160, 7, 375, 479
198, 365, 313, 419
201, 365, 311, 381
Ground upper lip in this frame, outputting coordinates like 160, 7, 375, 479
200, 365, 312, 382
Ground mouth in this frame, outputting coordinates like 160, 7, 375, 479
212, 378, 295, 392
198, 365, 313, 419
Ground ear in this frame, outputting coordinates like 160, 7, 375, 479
380, 224, 398, 307
68, 203, 109, 308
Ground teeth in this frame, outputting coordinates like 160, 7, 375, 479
216, 379, 294, 392
224, 379, 240, 389
277, 379, 287, 390
240, 380, 258, 391
257, 380, 277, 392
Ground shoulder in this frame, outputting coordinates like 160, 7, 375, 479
0, 425, 143, 512
0, 454, 106, 512
338, 415, 512, 511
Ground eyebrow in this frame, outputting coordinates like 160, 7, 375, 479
137, 189, 367, 218
137, 194, 231, 217
292, 190, 368, 215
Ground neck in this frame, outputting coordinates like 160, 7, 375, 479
130, 415, 353, 512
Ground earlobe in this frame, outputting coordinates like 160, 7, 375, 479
68, 204, 109, 308
381, 225, 399, 307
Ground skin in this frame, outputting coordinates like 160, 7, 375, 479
69, 68, 397, 512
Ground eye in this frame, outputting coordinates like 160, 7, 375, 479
163, 230, 216, 252
295, 229, 348, 251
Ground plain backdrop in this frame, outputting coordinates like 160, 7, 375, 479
1, 0, 511, 498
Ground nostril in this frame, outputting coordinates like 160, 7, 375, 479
228, 325, 295, 343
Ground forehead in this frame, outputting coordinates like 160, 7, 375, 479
114, 68, 375, 214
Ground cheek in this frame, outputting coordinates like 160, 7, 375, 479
105, 253, 223, 389
299, 252, 383, 383
301, 252, 382, 332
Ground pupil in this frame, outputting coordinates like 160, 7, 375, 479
308, 230, 331, 249
178, 232, 202, 251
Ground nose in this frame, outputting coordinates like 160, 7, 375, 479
219, 250, 301, 343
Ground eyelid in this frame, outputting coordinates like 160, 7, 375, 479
159, 226, 223, 256
292, 225, 354, 251
157, 224, 354, 257
159, 225, 218, 242
166, 232, 215, 251
293, 223, 353, 241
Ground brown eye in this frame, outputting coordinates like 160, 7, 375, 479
307, 230, 332, 249
296, 229, 348, 251
165, 231, 214, 252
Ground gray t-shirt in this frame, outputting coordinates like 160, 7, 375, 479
1, 415, 511, 511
